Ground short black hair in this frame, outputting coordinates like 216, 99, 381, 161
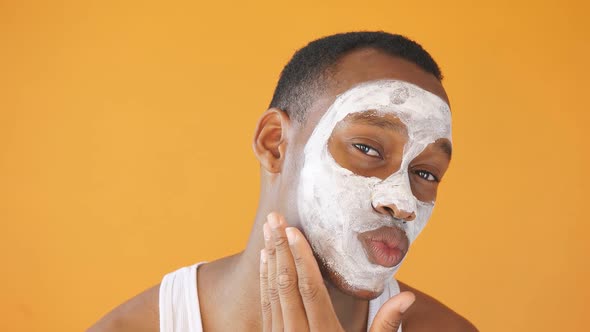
269, 31, 443, 123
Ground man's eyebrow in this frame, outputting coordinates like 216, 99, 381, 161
435, 139, 453, 159
345, 111, 407, 133
344, 111, 452, 158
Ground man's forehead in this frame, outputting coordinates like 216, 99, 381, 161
300, 79, 452, 148
328, 80, 450, 123
298, 48, 450, 133
329, 48, 450, 105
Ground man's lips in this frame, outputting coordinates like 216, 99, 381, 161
358, 226, 409, 268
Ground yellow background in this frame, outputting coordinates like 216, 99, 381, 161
1, 1, 588, 331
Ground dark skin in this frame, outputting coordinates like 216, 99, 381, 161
88, 48, 477, 332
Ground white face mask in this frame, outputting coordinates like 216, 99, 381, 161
297, 80, 452, 293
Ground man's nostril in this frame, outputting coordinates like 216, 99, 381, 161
373, 203, 415, 222
382, 206, 395, 216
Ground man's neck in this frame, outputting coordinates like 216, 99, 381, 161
327, 281, 370, 331
198, 247, 370, 331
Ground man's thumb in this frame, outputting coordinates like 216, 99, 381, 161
369, 291, 416, 332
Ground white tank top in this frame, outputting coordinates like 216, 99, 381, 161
159, 263, 402, 332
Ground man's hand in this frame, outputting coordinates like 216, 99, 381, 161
259, 212, 415, 332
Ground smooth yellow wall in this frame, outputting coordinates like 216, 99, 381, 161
1, 1, 588, 331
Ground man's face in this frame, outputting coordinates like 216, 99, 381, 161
282, 49, 452, 299
297, 79, 451, 298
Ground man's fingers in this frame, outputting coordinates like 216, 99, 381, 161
286, 226, 342, 331
267, 213, 309, 332
263, 221, 284, 331
369, 291, 415, 332
259, 249, 272, 332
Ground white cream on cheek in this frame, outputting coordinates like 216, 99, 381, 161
297, 80, 452, 293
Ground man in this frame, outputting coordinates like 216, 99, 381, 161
89, 31, 477, 331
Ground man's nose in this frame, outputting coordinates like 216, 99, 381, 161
372, 202, 416, 222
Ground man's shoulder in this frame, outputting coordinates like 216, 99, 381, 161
87, 284, 160, 332
398, 280, 478, 332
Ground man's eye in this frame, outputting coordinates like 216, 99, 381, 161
353, 143, 381, 157
415, 170, 439, 182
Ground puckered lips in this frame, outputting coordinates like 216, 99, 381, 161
358, 226, 409, 268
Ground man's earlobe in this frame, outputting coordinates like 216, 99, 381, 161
252, 108, 290, 173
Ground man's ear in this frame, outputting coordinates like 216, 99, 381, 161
252, 108, 291, 173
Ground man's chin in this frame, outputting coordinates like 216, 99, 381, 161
321, 262, 385, 300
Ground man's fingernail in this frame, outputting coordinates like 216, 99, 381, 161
263, 223, 271, 240
286, 227, 297, 244
267, 213, 280, 229
399, 295, 415, 313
